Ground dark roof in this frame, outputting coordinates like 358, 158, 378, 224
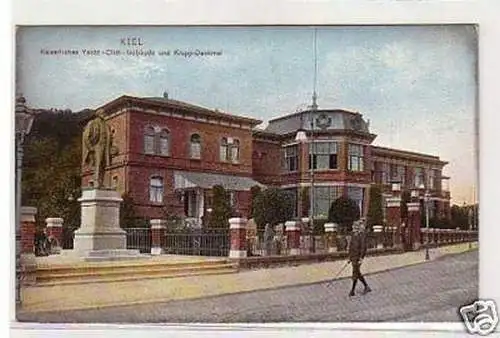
97, 95, 263, 127
372, 145, 448, 165
265, 108, 370, 135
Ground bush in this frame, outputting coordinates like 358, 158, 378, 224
328, 196, 360, 234
252, 188, 294, 231
366, 184, 383, 228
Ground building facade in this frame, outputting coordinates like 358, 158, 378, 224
82, 95, 451, 226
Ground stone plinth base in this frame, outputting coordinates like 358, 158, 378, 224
73, 230, 127, 251
60, 249, 145, 262
74, 189, 126, 252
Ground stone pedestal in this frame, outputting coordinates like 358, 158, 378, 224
324, 223, 338, 253
72, 189, 141, 261
46, 217, 63, 254
150, 219, 166, 256
229, 217, 247, 258
285, 221, 301, 255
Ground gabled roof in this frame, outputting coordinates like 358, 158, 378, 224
97, 95, 263, 127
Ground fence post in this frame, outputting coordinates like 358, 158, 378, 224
150, 219, 166, 256
229, 217, 247, 258
21, 207, 37, 256
285, 221, 301, 255
386, 197, 402, 248
324, 223, 338, 253
20, 206, 37, 285
45, 217, 63, 254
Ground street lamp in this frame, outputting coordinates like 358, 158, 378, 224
15, 95, 37, 306
419, 183, 430, 261
468, 206, 473, 249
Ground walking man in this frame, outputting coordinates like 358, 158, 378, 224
348, 219, 371, 297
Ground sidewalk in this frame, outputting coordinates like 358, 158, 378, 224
18, 242, 477, 314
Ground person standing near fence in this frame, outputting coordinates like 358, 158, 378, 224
348, 219, 371, 297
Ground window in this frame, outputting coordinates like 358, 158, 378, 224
159, 129, 169, 156
313, 186, 342, 217
348, 144, 364, 172
414, 167, 425, 188
149, 176, 163, 203
190, 134, 201, 159
283, 145, 298, 172
220, 137, 229, 161
381, 163, 390, 184
231, 139, 240, 163
229, 191, 236, 207
111, 175, 118, 189
309, 142, 338, 170
144, 126, 155, 154
347, 186, 364, 214
429, 169, 439, 190
390, 164, 406, 186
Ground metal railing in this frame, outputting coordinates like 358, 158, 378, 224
163, 228, 230, 257
125, 227, 152, 253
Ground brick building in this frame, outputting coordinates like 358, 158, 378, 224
82, 94, 451, 226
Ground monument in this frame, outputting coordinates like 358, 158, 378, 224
71, 109, 142, 261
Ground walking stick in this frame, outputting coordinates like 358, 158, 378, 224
326, 260, 350, 287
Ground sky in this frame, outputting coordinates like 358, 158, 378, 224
15, 25, 478, 205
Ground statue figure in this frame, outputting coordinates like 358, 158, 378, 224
82, 109, 117, 189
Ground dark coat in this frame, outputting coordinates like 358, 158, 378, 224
348, 232, 367, 262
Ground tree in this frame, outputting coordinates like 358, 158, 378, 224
366, 184, 384, 229
249, 185, 262, 219
400, 190, 411, 224
207, 185, 232, 228
328, 196, 360, 234
252, 188, 294, 231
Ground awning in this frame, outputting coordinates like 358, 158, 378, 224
174, 171, 265, 191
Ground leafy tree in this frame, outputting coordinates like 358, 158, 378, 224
328, 196, 360, 234
252, 188, 294, 231
366, 184, 384, 228
207, 185, 232, 229
249, 185, 262, 219
21, 109, 90, 248
400, 190, 411, 224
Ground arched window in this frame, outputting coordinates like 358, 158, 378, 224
220, 137, 229, 161
144, 126, 155, 154
231, 139, 240, 163
190, 134, 202, 159
149, 176, 163, 203
159, 129, 169, 156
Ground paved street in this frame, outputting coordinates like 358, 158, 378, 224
19, 250, 477, 323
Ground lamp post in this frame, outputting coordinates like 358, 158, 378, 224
468, 206, 473, 249
419, 183, 430, 261
15, 95, 37, 306
295, 106, 316, 253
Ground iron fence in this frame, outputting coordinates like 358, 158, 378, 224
163, 228, 230, 257
125, 227, 152, 253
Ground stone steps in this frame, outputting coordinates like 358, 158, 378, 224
34, 259, 239, 287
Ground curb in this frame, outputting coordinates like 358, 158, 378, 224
17, 247, 478, 316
